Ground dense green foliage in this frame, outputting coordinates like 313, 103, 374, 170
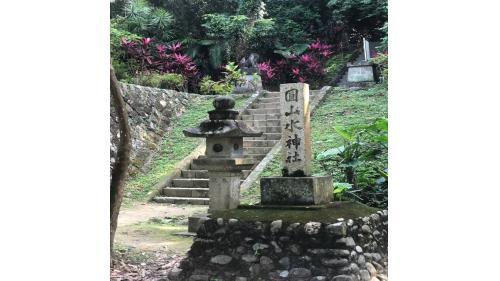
199, 62, 246, 95
138, 72, 186, 91
110, 0, 387, 92
328, 0, 388, 40
317, 118, 388, 207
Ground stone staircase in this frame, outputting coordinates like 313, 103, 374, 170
153, 90, 319, 205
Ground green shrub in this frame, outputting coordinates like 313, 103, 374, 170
317, 118, 388, 208
112, 59, 133, 81
122, 0, 173, 41
372, 52, 388, 86
199, 76, 233, 95
222, 61, 244, 86
110, 21, 140, 58
158, 73, 186, 91
138, 73, 187, 91
110, 19, 140, 81
325, 53, 354, 77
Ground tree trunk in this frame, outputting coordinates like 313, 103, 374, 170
110, 63, 131, 256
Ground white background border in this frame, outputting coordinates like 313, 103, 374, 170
1, 0, 500, 280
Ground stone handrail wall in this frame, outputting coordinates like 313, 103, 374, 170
110, 83, 195, 176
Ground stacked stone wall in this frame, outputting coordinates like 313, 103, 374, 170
110, 83, 192, 176
171, 210, 388, 281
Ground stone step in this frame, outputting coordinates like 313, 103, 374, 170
243, 139, 279, 147
181, 169, 208, 178
162, 187, 209, 198
246, 133, 282, 140
255, 126, 281, 133
190, 162, 254, 170
263, 91, 280, 98
258, 97, 280, 103
245, 154, 267, 161
241, 169, 252, 178
242, 119, 280, 127
252, 102, 280, 109
172, 178, 208, 188
181, 169, 251, 179
246, 108, 281, 115
153, 196, 209, 205
244, 147, 271, 155
240, 113, 280, 121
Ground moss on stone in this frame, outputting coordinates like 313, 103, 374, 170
211, 201, 379, 223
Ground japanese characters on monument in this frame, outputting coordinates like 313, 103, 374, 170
280, 83, 312, 176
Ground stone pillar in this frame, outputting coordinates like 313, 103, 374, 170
280, 83, 312, 176
208, 171, 241, 211
260, 83, 332, 206
363, 37, 371, 61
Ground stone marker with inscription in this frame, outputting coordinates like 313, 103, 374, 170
280, 83, 312, 176
260, 83, 332, 205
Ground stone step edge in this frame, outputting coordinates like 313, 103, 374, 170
163, 187, 209, 190
153, 196, 210, 205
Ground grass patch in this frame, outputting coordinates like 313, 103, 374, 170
241, 85, 388, 204
117, 221, 194, 253
123, 94, 249, 207
113, 243, 155, 264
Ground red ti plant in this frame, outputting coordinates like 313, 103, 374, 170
121, 37, 154, 74
257, 39, 334, 89
121, 37, 199, 89
257, 61, 275, 85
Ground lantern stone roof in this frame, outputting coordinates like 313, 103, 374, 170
183, 96, 263, 138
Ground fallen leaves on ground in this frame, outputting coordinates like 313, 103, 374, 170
111, 250, 183, 281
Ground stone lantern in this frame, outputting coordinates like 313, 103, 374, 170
183, 96, 262, 211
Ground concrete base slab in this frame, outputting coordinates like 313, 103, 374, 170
174, 231, 197, 237
260, 176, 332, 205
347, 61, 375, 83
188, 213, 209, 233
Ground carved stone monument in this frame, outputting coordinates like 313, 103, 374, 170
183, 96, 262, 211
279, 83, 312, 176
260, 83, 332, 205
234, 53, 263, 93
346, 37, 376, 86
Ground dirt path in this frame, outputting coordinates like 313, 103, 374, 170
118, 203, 207, 227
112, 203, 208, 280
115, 203, 208, 254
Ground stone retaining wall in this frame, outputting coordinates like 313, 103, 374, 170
110, 83, 192, 176
170, 210, 388, 281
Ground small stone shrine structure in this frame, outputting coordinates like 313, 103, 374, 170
346, 38, 376, 86
260, 83, 332, 205
183, 96, 262, 211
234, 53, 263, 94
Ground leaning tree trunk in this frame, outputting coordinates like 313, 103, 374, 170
110, 63, 131, 256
